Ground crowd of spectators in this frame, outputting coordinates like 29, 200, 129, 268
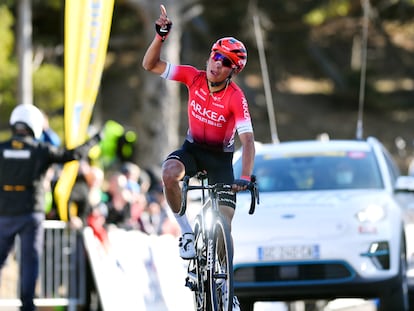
46, 159, 180, 244
40, 159, 179, 311
38, 117, 180, 244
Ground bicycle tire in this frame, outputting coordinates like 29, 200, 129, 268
207, 214, 234, 311
187, 215, 209, 311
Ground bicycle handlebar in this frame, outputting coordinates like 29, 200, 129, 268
179, 174, 260, 216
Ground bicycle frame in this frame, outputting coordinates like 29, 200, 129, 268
198, 176, 224, 240
181, 173, 259, 311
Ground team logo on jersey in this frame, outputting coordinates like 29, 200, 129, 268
190, 100, 226, 128
190, 100, 226, 122
241, 97, 250, 120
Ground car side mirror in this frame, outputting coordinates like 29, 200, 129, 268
395, 176, 414, 192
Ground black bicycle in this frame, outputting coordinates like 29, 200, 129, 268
180, 172, 259, 311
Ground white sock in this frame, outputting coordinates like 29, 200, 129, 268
174, 213, 193, 234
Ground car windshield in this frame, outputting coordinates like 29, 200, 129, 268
234, 149, 384, 192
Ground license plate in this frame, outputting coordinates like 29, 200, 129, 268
258, 245, 320, 261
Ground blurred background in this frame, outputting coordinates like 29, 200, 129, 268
1, 0, 413, 173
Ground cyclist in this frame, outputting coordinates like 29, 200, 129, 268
0, 104, 101, 311
142, 4, 255, 310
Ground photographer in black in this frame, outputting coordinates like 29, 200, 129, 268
0, 104, 101, 311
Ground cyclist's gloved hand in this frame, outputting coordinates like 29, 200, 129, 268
155, 5, 172, 42
233, 176, 250, 190
155, 22, 172, 42
234, 179, 249, 187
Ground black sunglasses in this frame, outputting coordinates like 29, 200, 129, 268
211, 52, 234, 69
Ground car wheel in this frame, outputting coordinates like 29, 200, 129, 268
409, 290, 414, 310
238, 298, 254, 311
379, 235, 409, 311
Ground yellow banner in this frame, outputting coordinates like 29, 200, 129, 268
55, 0, 114, 221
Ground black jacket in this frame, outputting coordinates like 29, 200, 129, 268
0, 134, 100, 216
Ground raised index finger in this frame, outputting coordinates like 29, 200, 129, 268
160, 4, 167, 17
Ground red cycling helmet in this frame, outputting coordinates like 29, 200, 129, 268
211, 37, 247, 74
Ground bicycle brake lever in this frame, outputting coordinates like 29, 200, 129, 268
248, 190, 256, 215
248, 175, 259, 215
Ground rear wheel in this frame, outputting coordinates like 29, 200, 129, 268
208, 214, 234, 311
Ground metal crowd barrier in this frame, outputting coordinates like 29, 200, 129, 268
0, 220, 86, 311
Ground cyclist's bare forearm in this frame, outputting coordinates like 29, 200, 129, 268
239, 132, 255, 178
142, 38, 166, 74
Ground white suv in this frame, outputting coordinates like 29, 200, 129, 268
232, 137, 414, 311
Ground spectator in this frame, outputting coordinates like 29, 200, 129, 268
104, 172, 132, 229
84, 164, 108, 246
148, 185, 180, 237
67, 160, 93, 229
120, 162, 142, 195
0, 104, 101, 311
128, 192, 149, 232
141, 198, 170, 236
84, 164, 106, 210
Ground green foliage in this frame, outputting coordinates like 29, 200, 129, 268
304, 0, 351, 26
33, 63, 64, 138
0, 5, 14, 62
33, 63, 64, 111
0, 62, 18, 111
34, 0, 62, 10
0, 4, 64, 139
0, 5, 17, 129
0, 130, 11, 141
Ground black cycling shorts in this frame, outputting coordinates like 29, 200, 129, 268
165, 140, 236, 209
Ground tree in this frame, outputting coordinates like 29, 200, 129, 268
0, 2, 64, 139
0, 4, 18, 136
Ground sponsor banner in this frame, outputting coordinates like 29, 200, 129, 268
55, 0, 114, 221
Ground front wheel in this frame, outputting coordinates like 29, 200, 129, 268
187, 215, 208, 311
207, 214, 234, 311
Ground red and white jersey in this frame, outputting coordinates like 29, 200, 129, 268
161, 63, 253, 152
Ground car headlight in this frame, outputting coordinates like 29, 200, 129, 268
356, 204, 386, 223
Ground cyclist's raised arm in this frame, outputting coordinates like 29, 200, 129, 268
142, 4, 171, 74
142, 38, 166, 74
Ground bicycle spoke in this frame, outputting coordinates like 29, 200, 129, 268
186, 216, 210, 311
208, 216, 234, 311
